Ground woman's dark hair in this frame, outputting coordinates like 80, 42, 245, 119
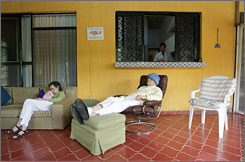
48, 81, 63, 91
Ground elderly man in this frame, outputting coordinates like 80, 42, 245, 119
73, 73, 162, 123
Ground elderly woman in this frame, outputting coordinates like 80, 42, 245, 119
7, 81, 65, 140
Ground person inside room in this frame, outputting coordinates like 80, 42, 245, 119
154, 42, 174, 62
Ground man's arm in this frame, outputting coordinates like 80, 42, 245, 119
145, 88, 163, 101
154, 53, 160, 62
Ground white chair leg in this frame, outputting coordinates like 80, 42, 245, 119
218, 108, 226, 138
201, 109, 206, 124
188, 105, 194, 129
225, 109, 228, 130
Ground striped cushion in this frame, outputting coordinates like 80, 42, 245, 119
199, 78, 236, 102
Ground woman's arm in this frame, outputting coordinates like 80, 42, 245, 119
48, 91, 65, 102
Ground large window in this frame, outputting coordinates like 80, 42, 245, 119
116, 11, 201, 62
1, 13, 77, 87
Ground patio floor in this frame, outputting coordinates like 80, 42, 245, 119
1, 112, 244, 161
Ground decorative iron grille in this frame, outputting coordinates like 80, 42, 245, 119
175, 13, 200, 62
116, 12, 201, 62
116, 15, 144, 62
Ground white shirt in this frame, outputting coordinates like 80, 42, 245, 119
129, 86, 162, 101
154, 51, 174, 62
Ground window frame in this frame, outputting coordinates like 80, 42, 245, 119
1, 13, 78, 87
115, 11, 205, 68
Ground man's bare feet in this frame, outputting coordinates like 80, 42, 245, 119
90, 111, 99, 117
92, 104, 103, 112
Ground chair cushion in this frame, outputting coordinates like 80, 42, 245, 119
199, 78, 236, 102
189, 98, 225, 109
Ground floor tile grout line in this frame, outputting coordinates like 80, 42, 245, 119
72, 151, 84, 161
186, 120, 207, 159
31, 146, 54, 161
98, 150, 118, 161
55, 152, 78, 161
118, 153, 128, 161
127, 151, 152, 161
198, 115, 219, 158
80, 154, 92, 161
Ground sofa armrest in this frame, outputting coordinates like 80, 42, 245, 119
50, 96, 76, 129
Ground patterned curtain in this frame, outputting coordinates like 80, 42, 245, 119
32, 14, 77, 87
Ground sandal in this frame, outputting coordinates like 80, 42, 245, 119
6, 125, 22, 135
12, 129, 29, 140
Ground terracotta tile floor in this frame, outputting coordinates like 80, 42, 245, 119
1, 113, 244, 161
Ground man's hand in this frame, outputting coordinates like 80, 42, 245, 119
136, 95, 147, 101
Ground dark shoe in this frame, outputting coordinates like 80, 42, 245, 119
7, 125, 22, 135
12, 129, 29, 140
72, 106, 84, 124
73, 99, 89, 124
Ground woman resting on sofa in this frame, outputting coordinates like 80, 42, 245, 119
7, 81, 65, 140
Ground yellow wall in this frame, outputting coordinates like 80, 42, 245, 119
2, 1, 237, 110
240, 1, 244, 12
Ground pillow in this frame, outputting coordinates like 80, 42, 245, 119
37, 89, 45, 98
1, 87, 11, 105
42, 90, 54, 100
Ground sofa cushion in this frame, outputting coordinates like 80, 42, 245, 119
1, 87, 13, 105
1, 104, 23, 117
12, 87, 40, 104
84, 114, 126, 130
1, 105, 51, 117
32, 111, 52, 117
39, 87, 50, 93
1, 87, 11, 105
37, 89, 45, 98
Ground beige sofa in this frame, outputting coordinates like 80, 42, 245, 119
1, 86, 77, 129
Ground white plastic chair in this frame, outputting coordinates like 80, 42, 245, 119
188, 76, 237, 138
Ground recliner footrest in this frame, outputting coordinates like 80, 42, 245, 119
70, 113, 126, 155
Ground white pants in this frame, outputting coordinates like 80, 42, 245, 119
88, 96, 143, 116
20, 99, 53, 127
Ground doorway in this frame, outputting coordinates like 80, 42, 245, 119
234, 24, 245, 115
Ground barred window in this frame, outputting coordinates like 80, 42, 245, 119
116, 11, 201, 62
